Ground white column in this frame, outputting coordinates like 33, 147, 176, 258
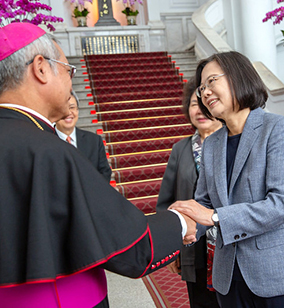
238, 0, 277, 75
147, 0, 162, 21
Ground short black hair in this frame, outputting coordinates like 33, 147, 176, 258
182, 77, 196, 125
195, 51, 268, 120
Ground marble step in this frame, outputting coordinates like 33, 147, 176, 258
77, 114, 96, 125
172, 57, 197, 64
76, 98, 95, 107
169, 51, 195, 57
179, 68, 197, 79
77, 105, 96, 117
72, 76, 90, 85
175, 63, 197, 71
73, 82, 92, 91
75, 89, 92, 100
76, 121, 101, 132
68, 57, 85, 65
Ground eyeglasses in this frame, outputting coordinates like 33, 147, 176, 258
195, 73, 225, 98
26, 56, 77, 79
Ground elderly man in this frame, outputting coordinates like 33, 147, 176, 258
56, 90, 112, 182
0, 23, 196, 308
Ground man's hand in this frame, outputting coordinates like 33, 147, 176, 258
167, 258, 181, 274
180, 212, 197, 245
169, 200, 214, 226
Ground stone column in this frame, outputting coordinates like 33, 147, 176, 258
94, 0, 120, 26
238, 0, 277, 75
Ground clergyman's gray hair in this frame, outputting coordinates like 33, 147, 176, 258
71, 89, 80, 107
0, 33, 60, 96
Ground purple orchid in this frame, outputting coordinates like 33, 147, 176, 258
0, 0, 63, 31
64, 0, 92, 17
263, 0, 284, 25
116, 0, 143, 7
65, 0, 92, 5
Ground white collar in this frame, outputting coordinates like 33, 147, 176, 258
0, 103, 54, 127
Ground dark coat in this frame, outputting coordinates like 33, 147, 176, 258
76, 128, 112, 182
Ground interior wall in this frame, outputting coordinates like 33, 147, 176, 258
147, 0, 204, 21
223, 0, 281, 82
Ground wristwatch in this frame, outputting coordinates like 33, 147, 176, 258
212, 209, 219, 227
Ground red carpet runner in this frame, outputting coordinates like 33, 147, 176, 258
84, 51, 193, 307
143, 267, 190, 308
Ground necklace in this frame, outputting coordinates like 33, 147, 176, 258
0, 106, 44, 131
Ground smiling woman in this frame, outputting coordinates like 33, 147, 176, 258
170, 51, 284, 308
195, 51, 267, 135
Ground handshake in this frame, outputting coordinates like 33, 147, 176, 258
169, 200, 215, 245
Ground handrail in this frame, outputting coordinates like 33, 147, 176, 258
192, 0, 231, 56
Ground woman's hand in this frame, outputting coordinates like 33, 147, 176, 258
169, 199, 214, 226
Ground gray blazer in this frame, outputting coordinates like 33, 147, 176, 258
195, 107, 284, 297
156, 137, 207, 282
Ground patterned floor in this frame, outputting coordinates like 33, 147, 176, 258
143, 267, 190, 308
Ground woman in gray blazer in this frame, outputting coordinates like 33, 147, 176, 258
171, 51, 284, 307
156, 78, 221, 308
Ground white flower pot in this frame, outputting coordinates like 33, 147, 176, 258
127, 15, 137, 25
76, 16, 87, 27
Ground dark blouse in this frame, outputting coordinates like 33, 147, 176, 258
227, 133, 243, 281
227, 134, 241, 191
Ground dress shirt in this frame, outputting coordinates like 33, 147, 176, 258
55, 127, 77, 147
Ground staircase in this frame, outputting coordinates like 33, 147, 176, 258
169, 50, 198, 80
68, 50, 197, 214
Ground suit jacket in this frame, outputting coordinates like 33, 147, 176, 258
156, 137, 207, 282
195, 107, 284, 297
76, 128, 112, 182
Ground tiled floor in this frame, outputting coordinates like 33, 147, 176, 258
106, 266, 190, 308
106, 271, 156, 307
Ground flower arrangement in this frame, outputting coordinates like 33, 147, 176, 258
0, 0, 63, 32
65, 0, 92, 18
117, 0, 143, 17
263, 0, 284, 38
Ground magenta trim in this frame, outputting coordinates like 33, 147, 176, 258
0, 267, 107, 308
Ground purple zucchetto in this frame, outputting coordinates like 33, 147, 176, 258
0, 23, 46, 62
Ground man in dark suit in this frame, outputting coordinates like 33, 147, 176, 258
56, 90, 112, 182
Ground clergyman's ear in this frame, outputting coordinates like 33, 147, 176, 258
31, 55, 49, 84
